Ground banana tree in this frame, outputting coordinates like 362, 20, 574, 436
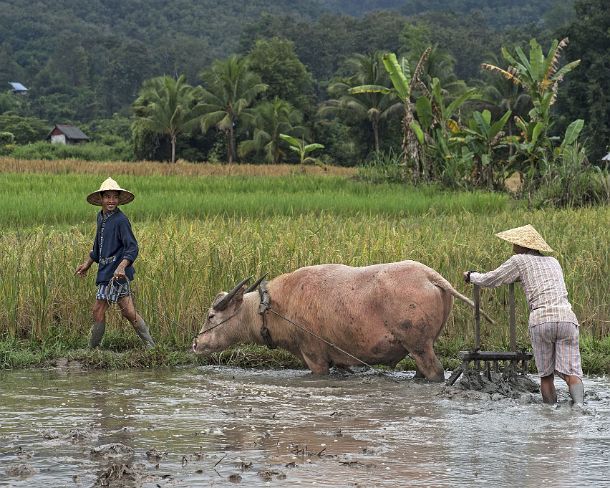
451, 109, 513, 189
279, 134, 324, 165
481, 38, 581, 181
349, 49, 431, 183
411, 77, 479, 180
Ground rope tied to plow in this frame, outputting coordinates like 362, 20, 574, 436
257, 280, 374, 370
266, 308, 374, 370
104, 276, 131, 305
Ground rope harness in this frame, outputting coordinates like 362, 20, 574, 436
256, 280, 374, 370
104, 276, 131, 305
196, 280, 373, 370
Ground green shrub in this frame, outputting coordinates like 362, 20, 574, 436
357, 149, 406, 183
533, 143, 610, 207
10, 141, 133, 161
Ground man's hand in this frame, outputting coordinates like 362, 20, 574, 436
75, 262, 90, 277
113, 265, 127, 280
463, 271, 473, 283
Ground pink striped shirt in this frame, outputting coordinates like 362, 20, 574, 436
470, 254, 579, 327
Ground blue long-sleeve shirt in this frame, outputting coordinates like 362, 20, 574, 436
89, 209, 138, 285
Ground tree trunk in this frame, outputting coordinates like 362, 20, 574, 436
372, 119, 380, 153
227, 125, 235, 164
225, 128, 233, 164
403, 100, 420, 183
170, 134, 177, 164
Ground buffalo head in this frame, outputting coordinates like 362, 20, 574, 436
192, 276, 265, 355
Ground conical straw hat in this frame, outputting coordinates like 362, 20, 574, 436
495, 224, 554, 253
86, 177, 135, 206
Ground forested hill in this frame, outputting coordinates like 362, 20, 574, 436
324, 0, 556, 26
1, 0, 570, 122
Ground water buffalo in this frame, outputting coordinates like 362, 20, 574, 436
192, 260, 488, 381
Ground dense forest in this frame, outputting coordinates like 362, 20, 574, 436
1, 0, 564, 116
0, 0, 608, 205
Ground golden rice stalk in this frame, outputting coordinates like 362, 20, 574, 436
0, 158, 356, 177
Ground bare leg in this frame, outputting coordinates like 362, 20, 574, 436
564, 374, 584, 406
90, 300, 109, 348
118, 296, 155, 348
540, 374, 557, 404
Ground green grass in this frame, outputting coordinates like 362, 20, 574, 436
0, 172, 510, 226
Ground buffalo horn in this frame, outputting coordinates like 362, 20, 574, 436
214, 276, 252, 311
244, 273, 268, 294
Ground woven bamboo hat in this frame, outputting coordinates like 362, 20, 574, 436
87, 177, 135, 206
495, 224, 554, 253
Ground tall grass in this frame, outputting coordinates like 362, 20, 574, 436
1, 212, 608, 353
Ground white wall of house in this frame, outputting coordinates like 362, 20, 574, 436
51, 134, 66, 144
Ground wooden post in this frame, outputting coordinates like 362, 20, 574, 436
474, 284, 481, 350
509, 282, 516, 352
473, 284, 480, 370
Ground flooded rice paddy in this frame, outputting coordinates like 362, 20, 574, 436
1, 366, 609, 487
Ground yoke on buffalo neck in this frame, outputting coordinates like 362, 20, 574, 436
257, 280, 275, 348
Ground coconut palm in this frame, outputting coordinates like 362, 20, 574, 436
238, 98, 305, 164
318, 53, 401, 153
200, 55, 268, 163
132, 74, 202, 163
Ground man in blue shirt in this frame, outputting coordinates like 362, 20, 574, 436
75, 177, 155, 349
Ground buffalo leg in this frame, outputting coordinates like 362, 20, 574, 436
301, 351, 330, 375
410, 347, 444, 382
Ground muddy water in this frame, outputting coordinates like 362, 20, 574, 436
1, 367, 609, 487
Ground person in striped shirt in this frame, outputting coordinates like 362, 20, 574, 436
464, 224, 584, 406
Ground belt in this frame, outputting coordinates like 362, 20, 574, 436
99, 255, 116, 265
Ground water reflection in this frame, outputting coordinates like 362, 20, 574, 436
0, 368, 608, 487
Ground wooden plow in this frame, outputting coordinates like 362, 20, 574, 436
446, 283, 533, 386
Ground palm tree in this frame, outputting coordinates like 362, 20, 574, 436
132, 75, 202, 163
417, 46, 467, 97
476, 72, 531, 157
238, 98, 305, 164
200, 55, 268, 163
318, 53, 401, 153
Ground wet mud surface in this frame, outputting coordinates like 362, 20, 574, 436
0, 367, 609, 487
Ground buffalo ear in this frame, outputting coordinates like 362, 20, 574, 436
214, 276, 252, 311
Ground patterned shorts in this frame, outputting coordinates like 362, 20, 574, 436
96, 279, 131, 303
529, 321, 583, 379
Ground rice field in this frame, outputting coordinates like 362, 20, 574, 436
1, 159, 609, 371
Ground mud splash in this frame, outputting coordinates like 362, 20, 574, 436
0, 367, 609, 486
456, 368, 539, 396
